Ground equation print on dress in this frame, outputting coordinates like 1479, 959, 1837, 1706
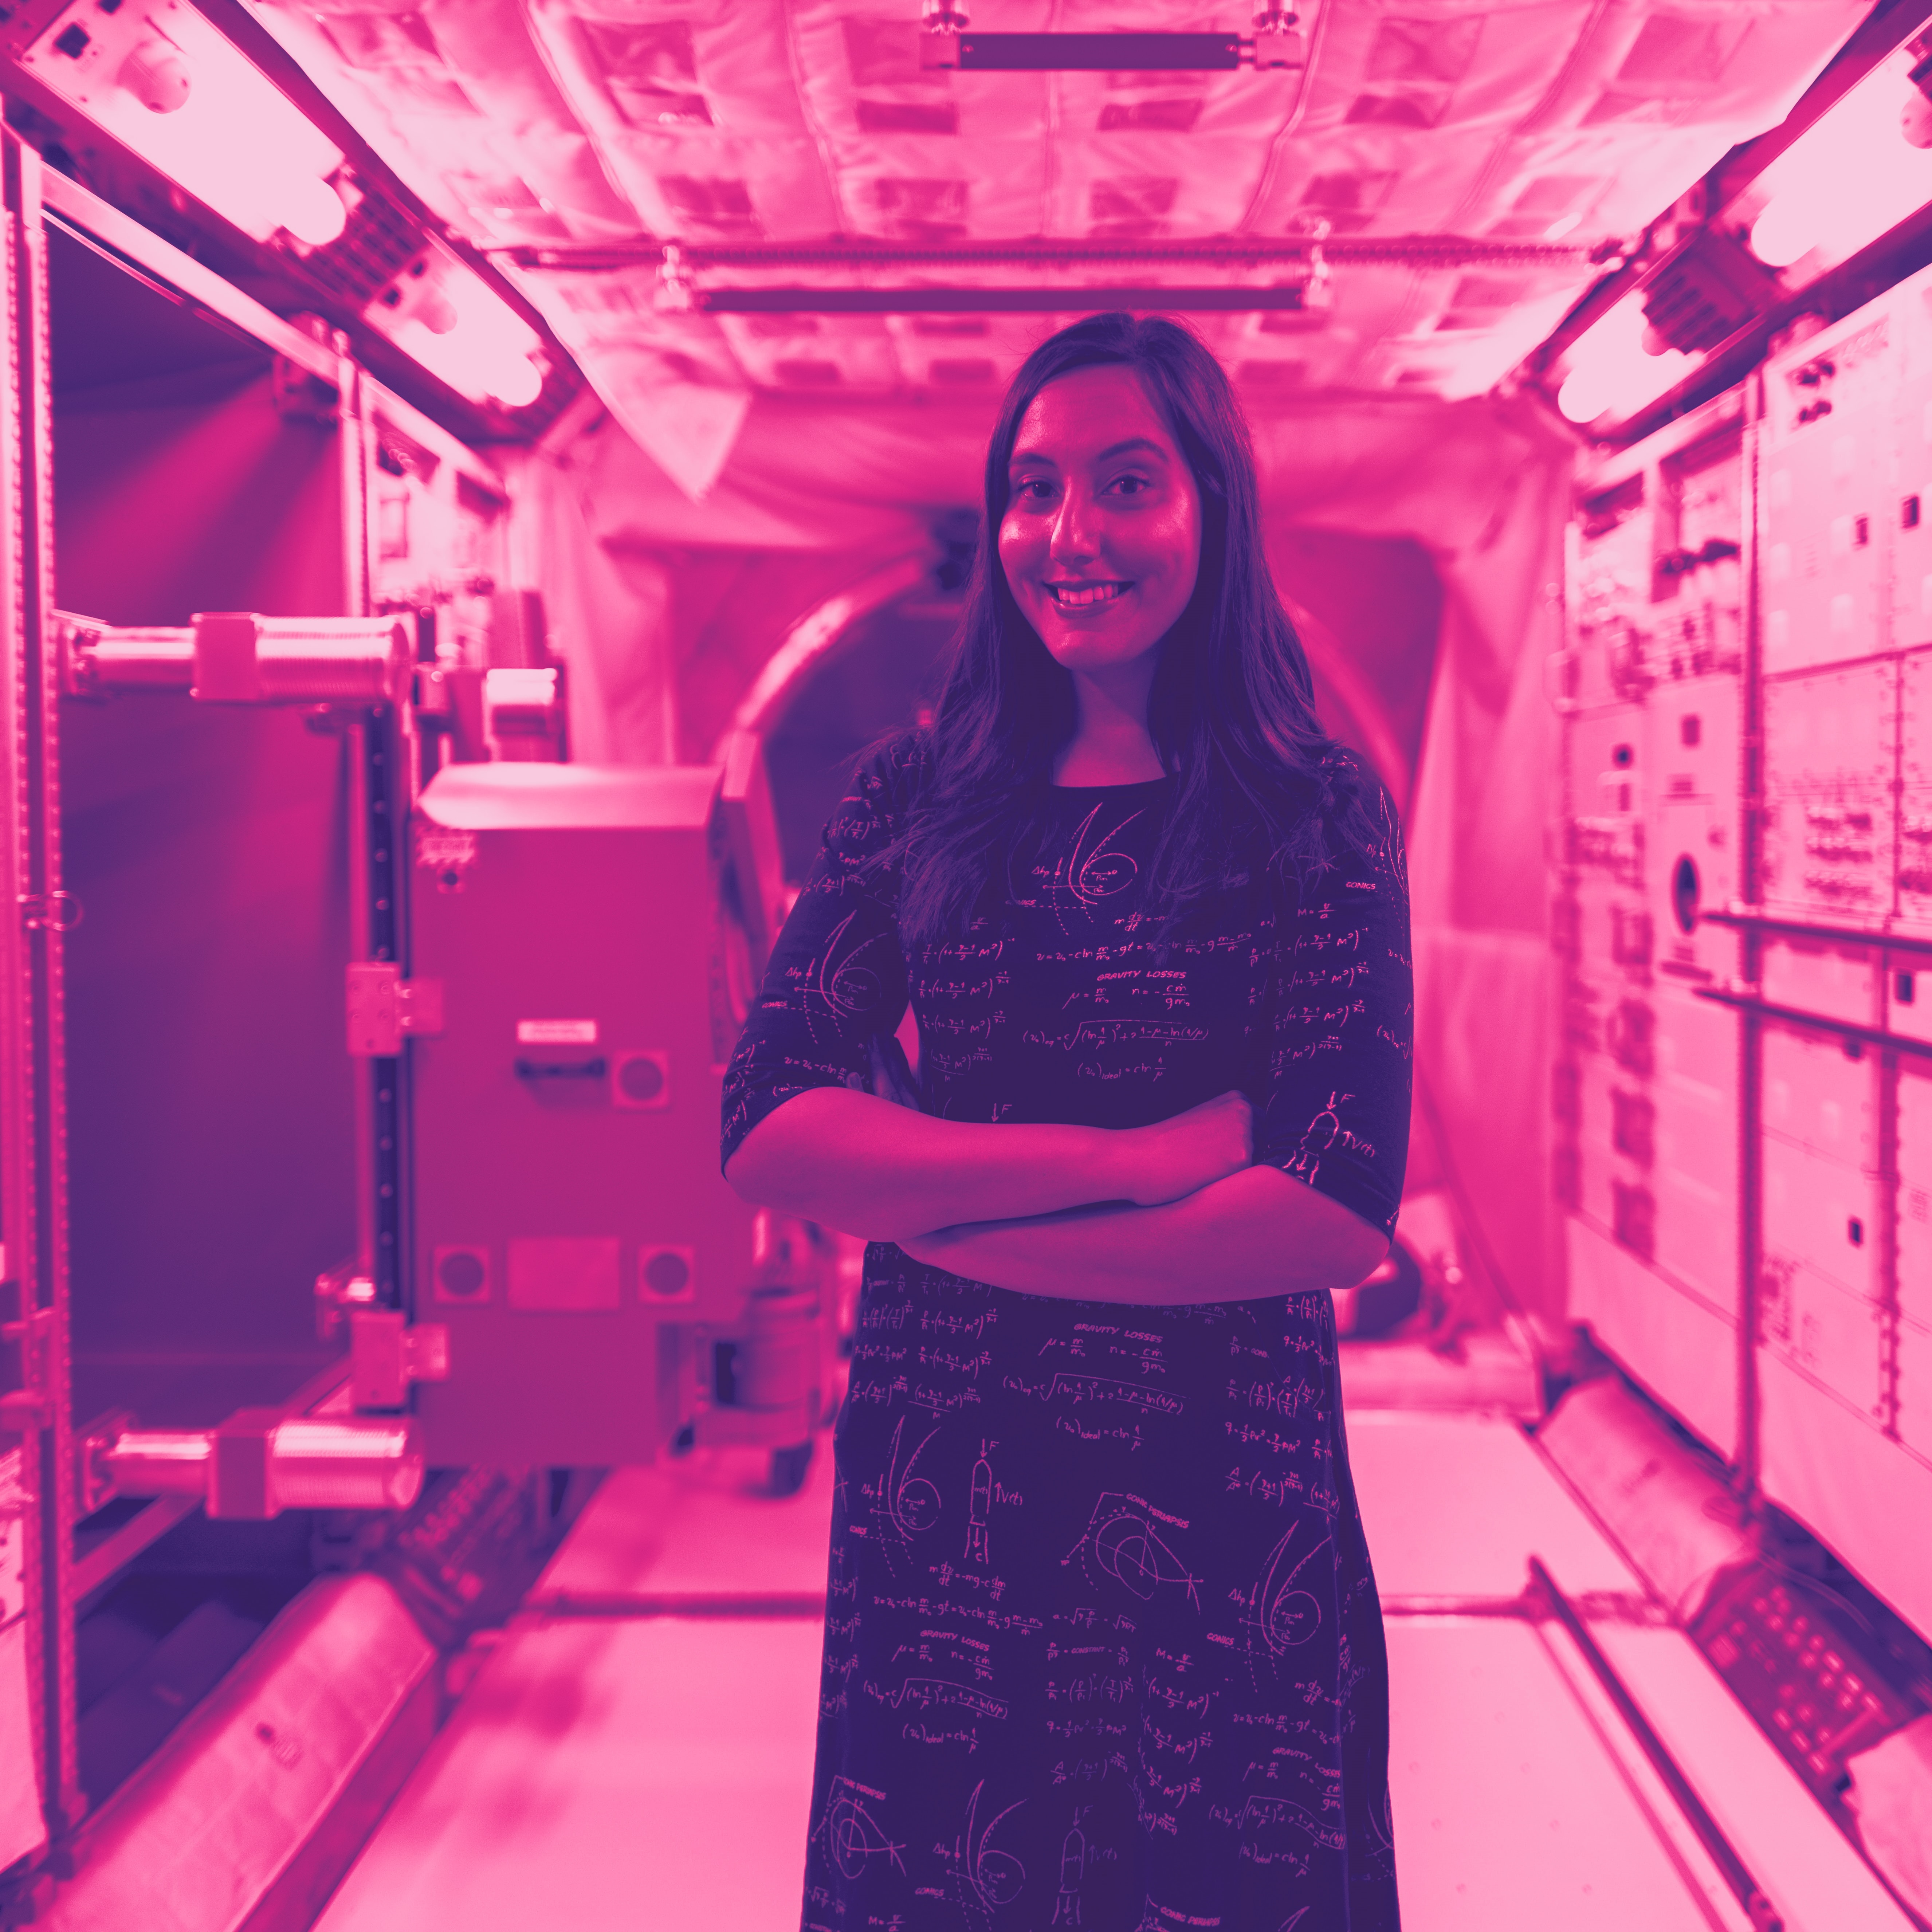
725, 741, 1408, 1932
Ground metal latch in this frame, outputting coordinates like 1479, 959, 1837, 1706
350, 1310, 451, 1411
346, 962, 445, 1056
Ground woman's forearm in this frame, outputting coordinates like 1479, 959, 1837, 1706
724, 1087, 1136, 1241
898, 1165, 1389, 1305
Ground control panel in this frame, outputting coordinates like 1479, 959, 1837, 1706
1558, 396, 1745, 1458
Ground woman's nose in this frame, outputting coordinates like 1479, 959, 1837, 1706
1047, 484, 1099, 561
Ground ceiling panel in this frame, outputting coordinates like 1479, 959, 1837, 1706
246, 0, 1868, 487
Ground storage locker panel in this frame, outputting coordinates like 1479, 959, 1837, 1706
1574, 1053, 1650, 1245
1572, 996, 1737, 1331
1762, 1025, 1882, 1171
1761, 301, 1897, 675
1568, 1217, 1736, 1458
1758, 1350, 1932, 1637
1758, 1252, 1890, 1423
1900, 645, 1932, 927
1762, 1133, 1886, 1307
1652, 989, 1739, 1315
1760, 937, 1883, 1030
1761, 658, 1898, 920
1900, 1063, 1932, 1334
1888, 263, 1932, 652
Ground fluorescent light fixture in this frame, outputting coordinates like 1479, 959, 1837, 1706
21, 0, 347, 248
1745, 46, 1932, 275
364, 243, 546, 409
1555, 292, 1696, 427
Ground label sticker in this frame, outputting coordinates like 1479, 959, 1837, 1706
517, 1019, 598, 1045
416, 826, 477, 893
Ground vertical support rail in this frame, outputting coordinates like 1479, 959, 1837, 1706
332, 338, 411, 1313
344, 716, 377, 1286
364, 717, 406, 1307
0, 131, 79, 1846
1736, 369, 1765, 1508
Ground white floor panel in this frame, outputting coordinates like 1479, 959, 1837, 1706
1346, 1411, 1646, 1601
532, 1442, 837, 1611
312, 1408, 1902, 1932
1385, 1618, 1725, 1932
312, 1617, 825, 1932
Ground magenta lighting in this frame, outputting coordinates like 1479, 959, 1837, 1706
1743, 44, 1932, 275
19, 0, 348, 248
1556, 291, 1699, 428
359, 239, 547, 410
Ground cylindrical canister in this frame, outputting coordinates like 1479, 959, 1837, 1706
736, 1283, 822, 1411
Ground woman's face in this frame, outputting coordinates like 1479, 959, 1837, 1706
997, 364, 1203, 683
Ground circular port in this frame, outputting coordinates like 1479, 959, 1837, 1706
618, 1055, 666, 1104
436, 1249, 487, 1300
1671, 854, 1700, 935
643, 1250, 690, 1298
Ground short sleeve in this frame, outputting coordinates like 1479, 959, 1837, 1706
1255, 781, 1413, 1237
719, 737, 920, 1172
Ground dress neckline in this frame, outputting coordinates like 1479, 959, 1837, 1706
1046, 773, 1175, 793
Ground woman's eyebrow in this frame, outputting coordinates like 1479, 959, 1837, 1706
1008, 435, 1169, 471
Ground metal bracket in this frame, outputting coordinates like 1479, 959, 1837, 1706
73, 1407, 136, 1516
350, 1310, 451, 1411
271, 353, 340, 423
314, 1259, 380, 1341
346, 962, 446, 1057
0, 1306, 55, 1430
17, 891, 81, 932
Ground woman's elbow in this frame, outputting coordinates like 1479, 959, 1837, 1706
1331, 1225, 1391, 1292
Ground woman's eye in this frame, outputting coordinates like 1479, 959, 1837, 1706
1110, 474, 1150, 496
1014, 479, 1055, 504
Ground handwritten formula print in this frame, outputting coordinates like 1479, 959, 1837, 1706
726, 739, 1409, 1930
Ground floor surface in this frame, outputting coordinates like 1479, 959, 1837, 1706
313, 1347, 1914, 1932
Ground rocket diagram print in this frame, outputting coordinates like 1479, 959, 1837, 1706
724, 736, 1411, 1931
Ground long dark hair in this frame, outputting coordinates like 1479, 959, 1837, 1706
888, 311, 1378, 945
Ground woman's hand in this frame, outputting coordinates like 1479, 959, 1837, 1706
1115, 1089, 1253, 1206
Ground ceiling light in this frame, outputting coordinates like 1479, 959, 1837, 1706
1744, 46, 1932, 275
364, 243, 546, 409
1556, 293, 1696, 427
918, 0, 1305, 70
20, 0, 347, 251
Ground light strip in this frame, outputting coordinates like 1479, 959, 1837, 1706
694, 286, 1325, 314
1554, 292, 1696, 428
20, 0, 345, 247
1741, 44, 1932, 275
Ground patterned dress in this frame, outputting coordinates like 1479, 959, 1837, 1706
722, 735, 1412, 1932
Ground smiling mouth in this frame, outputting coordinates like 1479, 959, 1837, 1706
1049, 581, 1129, 609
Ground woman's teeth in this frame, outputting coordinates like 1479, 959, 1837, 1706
1051, 582, 1126, 608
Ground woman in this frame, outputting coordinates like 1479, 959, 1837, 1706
723, 312, 1410, 1931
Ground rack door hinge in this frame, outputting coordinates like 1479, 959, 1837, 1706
346, 962, 445, 1057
